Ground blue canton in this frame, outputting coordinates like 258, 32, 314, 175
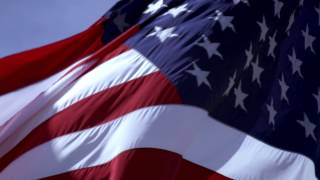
103, 0, 320, 177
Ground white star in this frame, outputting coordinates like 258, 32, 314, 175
144, 0, 167, 15
278, 74, 289, 104
147, 26, 178, 43
273, 0, 284, 18
244, 42, 254, 69
288, 48, 303, 78
223, 71, 237, 96
257, 16, 269, 41
286, 12, 295, 35
316, 5, 320, 26
299, 0, 304, 7
251, 56, 264, 86
266, 99, 277, 129
233, 0, 250, 6
197, 35, 222, 59
302, 24, 316, 54
313, 88, 320, 114
218, 16, 235, 32
212, 10, 236, 32
297, 113, 317, 141
163, 3, 191, 18
186, 62, 212, 89
233, 0, 240, 4
234, 81, 248, 111
113, 14, 130, 32
268, 31, 277, 58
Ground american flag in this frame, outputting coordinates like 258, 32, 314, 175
0, 0, 319, 179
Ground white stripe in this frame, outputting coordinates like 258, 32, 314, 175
0, 71, 63, 126
0, 49, 159, 157
0, 56, 89, 127
0, 61, 91, 156
2, 105, 316, 180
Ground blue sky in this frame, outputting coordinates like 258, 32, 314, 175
0, 0, 117, 57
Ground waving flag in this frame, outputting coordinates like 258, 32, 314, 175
0, 0, 319, 179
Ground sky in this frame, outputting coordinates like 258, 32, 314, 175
0, 0, 117, 57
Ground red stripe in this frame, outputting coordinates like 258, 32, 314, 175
0, 72, 181, 171
33, 24, 140, 88
0, 44, 129, 138
77, 24, 141, 78
60, 44, 130, 80
41, 148, 231, 180
0, 19, 105, 95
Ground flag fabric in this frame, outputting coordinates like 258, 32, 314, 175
0, 0, 319, 179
